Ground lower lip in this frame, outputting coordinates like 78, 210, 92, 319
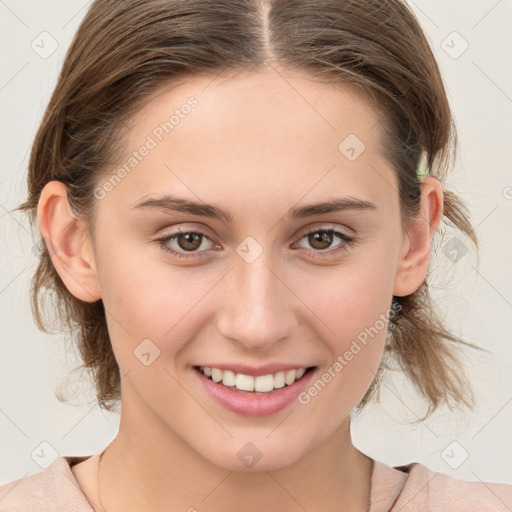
193, 367, 317, 417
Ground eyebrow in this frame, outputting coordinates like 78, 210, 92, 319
131, 195, 377, 222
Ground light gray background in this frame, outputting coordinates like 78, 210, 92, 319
1, 0, 511, 487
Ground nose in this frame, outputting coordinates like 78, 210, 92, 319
215, 252, 298, 352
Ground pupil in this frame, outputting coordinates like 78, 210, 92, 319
311, 231, 331, 249
180, 233, 201, 250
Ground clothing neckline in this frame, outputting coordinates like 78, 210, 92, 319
66, 453, 412, 512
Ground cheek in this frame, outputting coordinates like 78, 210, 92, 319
298, 287, 388, 430
95, 238, 220, 371
300, 255, 394, 340
295, 257, 394, 405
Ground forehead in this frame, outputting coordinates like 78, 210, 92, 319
101, 67, 395, 214
127, 66, 385, 146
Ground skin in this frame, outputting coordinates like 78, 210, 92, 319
37, 65, 443, 512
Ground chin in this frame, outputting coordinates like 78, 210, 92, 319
199, 436, 309, 473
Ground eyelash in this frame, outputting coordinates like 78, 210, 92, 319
155, 226, 356, 260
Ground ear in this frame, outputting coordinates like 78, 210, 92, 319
393, 176, 444, 297
37, 180, 101, 302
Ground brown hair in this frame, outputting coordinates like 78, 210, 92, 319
14, 0, 482, 417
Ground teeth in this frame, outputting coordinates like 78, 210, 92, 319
235, 373, 254, 391
274, 371, 285, 389
211, 368, 223, 383
255, 374, 274, 392
198, 366, 310, 393
284, 369, 296, 385
222, 370, 236, 387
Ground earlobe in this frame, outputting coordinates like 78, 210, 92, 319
393, 176, 444, 297
37, 180, 101, 302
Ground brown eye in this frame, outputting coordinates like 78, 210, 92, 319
176, 232, 203, 251
155, 229, 215, 260
307, 231, 334, 250
293, 228, 356, 257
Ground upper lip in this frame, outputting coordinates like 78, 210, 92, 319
194, 363, 316, 377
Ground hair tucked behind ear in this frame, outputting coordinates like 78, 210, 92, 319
15, 0, 482, 415
371, 191, 481, 419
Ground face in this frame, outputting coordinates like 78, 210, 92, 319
51, 66, 416, 471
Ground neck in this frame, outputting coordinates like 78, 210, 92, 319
97, 395, 373, 512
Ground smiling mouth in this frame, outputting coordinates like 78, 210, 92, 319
193, 365, 317, 394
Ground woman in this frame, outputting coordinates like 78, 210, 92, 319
1, 0, 511, 510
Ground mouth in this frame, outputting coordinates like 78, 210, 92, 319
193, 365, 317, 395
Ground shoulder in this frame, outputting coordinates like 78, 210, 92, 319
390, 461, 512, 512
0, 455, 94, 512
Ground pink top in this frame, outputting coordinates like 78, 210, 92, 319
1, 454, 511, 511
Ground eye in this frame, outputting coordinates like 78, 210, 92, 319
155, 228, 217, 260
155, 226, 356, 260
292, 227, 356, 257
